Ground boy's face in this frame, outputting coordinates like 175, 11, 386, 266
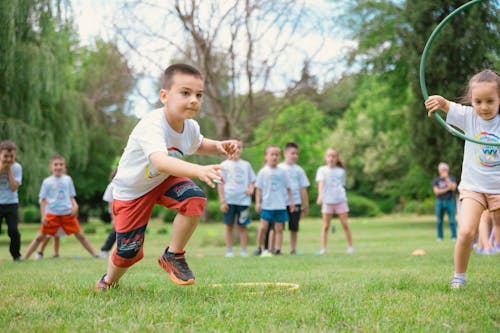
160, 73, 204, 120
50, 159, 66, 177
0, 149, 16, 169
284, 147, 298, 164
265, 147, 281, 167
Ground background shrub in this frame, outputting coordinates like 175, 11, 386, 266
22, 205, 40, 223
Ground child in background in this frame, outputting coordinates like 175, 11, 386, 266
99, 169, 118, 258
316, 148, 354, 255
278, 142, 310, 255
253, 144, 293, 256
96, 64, 237, 290
218, 140, 255, 257
425, 69, 500, 288
22, 155, 99, 259
34, 232, 62, 259
0, 140, 22, 261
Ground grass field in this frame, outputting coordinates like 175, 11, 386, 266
0, 215, 498, 332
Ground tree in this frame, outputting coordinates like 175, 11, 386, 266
0, 1, 136, 209
113, 0, 327, 141
343, 0, 499, 178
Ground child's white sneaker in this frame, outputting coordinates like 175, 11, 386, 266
100, 251, 109, 258
225, 251, 235, 258
347, 246, 355, 254
34, 252, 43, 260
240, 249, 248, 257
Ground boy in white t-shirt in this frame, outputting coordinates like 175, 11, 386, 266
253, 144, 293, 256
96, 64, 238, 290
278, 142, 310, 255
217, 140, 255, 257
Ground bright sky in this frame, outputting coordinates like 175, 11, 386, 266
72, 0, 355, 117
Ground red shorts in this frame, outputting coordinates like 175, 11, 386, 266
40, 214, 81, 236
111, 176, 206, 268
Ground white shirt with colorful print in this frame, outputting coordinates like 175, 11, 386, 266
112, 108, 203, 200
447, 102, 500, 194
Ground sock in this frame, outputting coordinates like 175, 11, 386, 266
453, 272, 466, 281
227, 247, 233, 253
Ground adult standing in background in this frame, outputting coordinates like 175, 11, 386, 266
432, 162, 457, 241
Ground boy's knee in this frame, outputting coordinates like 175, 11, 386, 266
178, 197, 206, 216
458, 228, 475, 242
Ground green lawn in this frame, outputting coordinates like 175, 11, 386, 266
0, 215, 498, 332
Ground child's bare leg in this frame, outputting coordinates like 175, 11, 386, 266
39, 237, 50, 254
169, 213, 199, 252
257, 219, 269, 248
74, 232, 97, 257
454, 198, 484, 274
274, 223, 284, 251
105, 258, 129, 283
22, 233, 47, 259
493, 209, 500, 246
338, 213, 353, 247
53, 236, 60, 256
238, 225, 248, 249
321, 213, 332, 250
268, 229, 275, 250
477, 210, 491, 250
224, 224, 234, 249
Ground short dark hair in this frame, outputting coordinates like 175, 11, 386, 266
50, 154, 65, 163
162, 63, 203, 89
0, 140, 16, 152
284, 142, 299, 151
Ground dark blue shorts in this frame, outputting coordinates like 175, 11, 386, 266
260, 209, 288, 223
223, 205, 250, 226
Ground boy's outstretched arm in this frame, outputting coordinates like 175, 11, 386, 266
425, 95, 450, 117
196, 138, 239, 158
150, 152, 223, 188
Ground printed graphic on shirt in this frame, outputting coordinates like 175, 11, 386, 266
475, 132, 500, 167
230, 166, 246, 185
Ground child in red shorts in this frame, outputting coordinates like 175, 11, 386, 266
95, 64, 238, 290
22, 155, 98, 259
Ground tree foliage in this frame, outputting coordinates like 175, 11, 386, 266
0, 1, 135, 212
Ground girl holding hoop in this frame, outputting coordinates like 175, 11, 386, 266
425, 69, 500, 289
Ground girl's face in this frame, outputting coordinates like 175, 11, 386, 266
265, 147, 281, 167
325, 149, 338, 167
470, 81, 500, 120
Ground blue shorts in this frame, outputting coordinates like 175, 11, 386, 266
260, 209, 288, 223
223, 205, 250, 226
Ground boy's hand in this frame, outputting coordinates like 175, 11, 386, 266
197, 164, 224, 188
302, 205, 309, 216
425, 95, 450, 116
71, 204, 79, 217
316, 196, 322, 205
255, 202, 261, 213
220, 202, 229, 214
41, 217, 48, 226
218, 140, 239, 158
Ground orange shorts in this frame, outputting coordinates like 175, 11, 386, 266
460, 189, 500, 211
40, 214, 81, 236
111, 176, 206, 268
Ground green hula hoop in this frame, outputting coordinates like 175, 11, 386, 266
419, 0, 500, 146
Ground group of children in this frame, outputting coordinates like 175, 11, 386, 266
217, 141, 354, 258
1, 64, 498, 291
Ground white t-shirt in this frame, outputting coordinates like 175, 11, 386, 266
112, 108, 203, 200
0, 162, 22, 204
315, 166, 347, 204
447, 102, 500, 194
39, 175, 77, 215
220, 159, 256, 206
103, 183, 113, 203
278, 162, 310, 205
255, 165, 291, 210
